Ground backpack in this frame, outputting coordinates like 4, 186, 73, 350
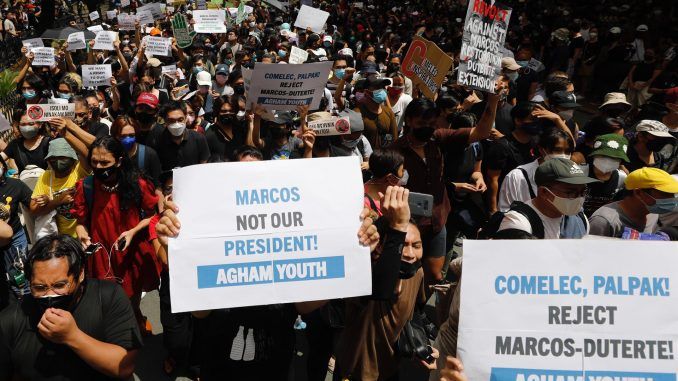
477, 201, 545, 239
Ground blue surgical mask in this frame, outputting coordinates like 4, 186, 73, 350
516, 60, 529, 67
120, 136, 136, 151
193, 67, 204, 74
371, 89, 387, 104
278, 49, 287, 58
506, 71, 519, 82
334, 68, 345, 80
646, 196, 678, 215
22, 90, 36, 99
57, 92, 72, 99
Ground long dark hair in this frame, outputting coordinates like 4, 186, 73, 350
88, 136, 142, 210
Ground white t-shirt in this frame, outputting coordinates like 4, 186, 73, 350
498, 159, 539, 212
498, 200, 564, 239
390, 93, 412, 136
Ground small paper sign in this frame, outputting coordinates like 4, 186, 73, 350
82, 64, 113, 87
89, 10, 100, 21
66, 32, 86, 51
31, 47, 55, 66
26, 104, 75, 122
308, 116, 351, 136
93, 31, 117, 50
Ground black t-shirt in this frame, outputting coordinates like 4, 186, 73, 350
0, 279, 142, 381
130, 144, 162, 184
4, 137, 50, 172
86, 122, 110, 140
584, 170, 623, 217
154, 128, 210, 170
485, 134, 537, 187
0, 178, 32, 234
200, 304, 297, 380
516, 68, 539, 102
649, 72, 678, 104
205, 124, 246, 162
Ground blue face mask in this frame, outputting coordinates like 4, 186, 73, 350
278, 49, 287, 58
371, 89, 387, 104
646, 196, 678, 215
334, 68, 345, 80
516, 60, 529, 67
120, 136, 136, 151
22, 90, 36, 99
193, 67, 204, 74
57, 92, 72, 99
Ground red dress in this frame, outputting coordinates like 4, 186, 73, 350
73, 177, 160, 297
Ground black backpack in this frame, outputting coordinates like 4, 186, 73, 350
477, 201, 545, 239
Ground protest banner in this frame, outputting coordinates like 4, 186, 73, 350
117, 13, 137, 30
401, 35, 454, 99
458, 240, 678, 380
308, 116, 351, 137
294, 5, 329, 34
172, 13, 196, 48
82, 65, 112, 87
26, 104, 75, 122
93, 31, 117, 50
31, 47, 55, 66
138, 3, 164, 20
21, 38, 43, 49
106, 10, 118, 20
288, 46, 308, 64
89, 10, 100, 21
121, 0, 130, 7
168, 157, 371, 312
246, 61, 333, 111
193, 10, 227, 33
136, 10, 154, 25
144, 36, 172, 57
457, 0, 512, 93
66, 32, 86, 51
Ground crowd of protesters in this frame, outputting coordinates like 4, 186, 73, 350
0, 0, 677, 380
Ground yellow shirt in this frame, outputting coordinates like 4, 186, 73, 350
32, 163, 90, 237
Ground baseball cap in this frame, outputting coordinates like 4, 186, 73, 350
365, 74, 390, 90
268, 111, 294, 125
46, 138, 78, 161
635, 120, 674, 139
146, 57, 162, 67
150, 27, 162, 36
501, 57, 521, 71
589, 134, 630, 162
534, 158, 601, 186
339, 109, 364, 133
361, 61, 379, 75
338, 47, 353, 57
323, 35, 332, 44
599, 92, 632, 109
136, 92, 159, 109
609, 26, 622, 34
549, 91, 581, 108
636, 24, 648, 32
215, 64, 229, 75
196, 71, 212, 86
280, 22, 290, 31
625, 168, 678, 193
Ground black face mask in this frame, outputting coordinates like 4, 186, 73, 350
412, 126, 435, 142
269, 126, 288, 139
387, 63, 401, 73
647, 140, 669, 152
233, 84, 245, 95
136, 112, 156, 124
36, 293, 74, 311
399, 260, 421, 279
218, 114, 237, 126
93, 166, 118, 182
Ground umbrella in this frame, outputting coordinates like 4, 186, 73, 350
41, 27, 97, 40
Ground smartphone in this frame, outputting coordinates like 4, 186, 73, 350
52, 187, 75, 197
409, 192, 433, 217
84, 244, 100, 258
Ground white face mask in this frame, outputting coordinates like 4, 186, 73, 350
398, 170, 409, 186
167, 122, 186, 137
558, 110, 575, 121
593, 156, 621, 174
544, 188, 585, 216
544, 153, 571, 161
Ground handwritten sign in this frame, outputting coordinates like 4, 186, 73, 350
66, 32, 86, 51
93, 31, 117, 50
193, 10, 227, 33
89, 10, 100, 21
31, 47, 55, 66
308, 116, 351, 136
26, 104, 75, 122
82, 65, 112, 87
402, 35, 454, 98
106, 10, 118, 20
289, 46, 309, 64
137, 10, 154, 25
138, 3, 164, 20
118, 13, 137, 30
144, 36, 172, 57
294, 5, 329, 33
22, 38, 44, 49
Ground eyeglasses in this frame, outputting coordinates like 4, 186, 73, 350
30, 280, 71, 296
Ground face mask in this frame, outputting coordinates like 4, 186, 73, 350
237, 110, 246, 121
122, 39, 130, 45
544, 188, 585, 216
278, 49, 287, 58
57, 92, 72, 99
544, 153, 571, 161
167, 122, 186, 137
218, 114, 237, 126
398, 170, 409, 186
233, 84, 245, 95
342, 137, 361, 149
387, 86, 403, 98
647, 140, 668, 152
120, 136, 136, 151
589, 32, 598, 39
334, 68, 345, 80
93, 166, 118, 182
19, 125, 39, 139
193, 67, 204, 74
520, 121, 541, 135
388, 63, 401, 73
592, 156, 620, 174
399, 260, 421, 279
22, 90, 37, 99
506, 71, 519, 81
36, 293, 74, 311
187, 115, 196, 126
516, 60, 529, 67
136, 112, 156, 124
645, 196, 678, 215
412, 126, 435, 142
558, 110, 574, 121
371, 89, 387, 104
249, 22, 256, 28
53, 158, 74, 173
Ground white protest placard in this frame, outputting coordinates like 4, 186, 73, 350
354, 2, 363, 9
192, 10, 226, 33
21, 38, 44, 49
308, 116, 350, 136
93, 31, 117, 50
168, 157, 371, 313
143, 36, 172, 57
117, 13, 137, 30
0, 113, 11, 133
457, 0, 512, 93
89, 10, 100, 21
26, 103, 75, 122
458, 240, 678, 380
294, 5, 329, 34
31, 47, 55, 66
106, 10, 118, 20
121, 0, 130, 7
136, 10, 154, 25
289, 46, 308, 64
138, 3, 164, 20
66, 32, 86, 51
87, 24, 104, 34
162, 64, 177, 74
82, 65, 112, 87
247, 61, 333, 111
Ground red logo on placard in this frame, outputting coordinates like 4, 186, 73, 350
335, 117, 350, 134
27, 105, 43, 121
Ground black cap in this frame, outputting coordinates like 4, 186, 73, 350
534, 158, 600, 186
361, 61, 378, 74
365, 74, 390, 90
549, 91, 580, 109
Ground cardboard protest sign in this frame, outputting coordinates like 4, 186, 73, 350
193, 10, 226, 33
93, 31, 117, 50
89, 10, 100, 21
86, 24, 104, 34
172, 13, 196, 49
308, 116, 351, 136
21, 38, 44, 49
289, 46, 308, 64
66, 32, 86, 51
458, 240, 678, 380
82, 65, 112, 87
137, 10, 155, 25
457, 0, 512, 93
138, 3, 164, 20
106, 10, 118, 20
247, 61, 333, 111
117, 13, 137, 30
401, 35, 454, 99
121, 0, 130, 7
294, 5, 329, 34
26, 104, 75, 122
31, 47, 55, 66
168, 157, 371, 312
144, 36, 172, 57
